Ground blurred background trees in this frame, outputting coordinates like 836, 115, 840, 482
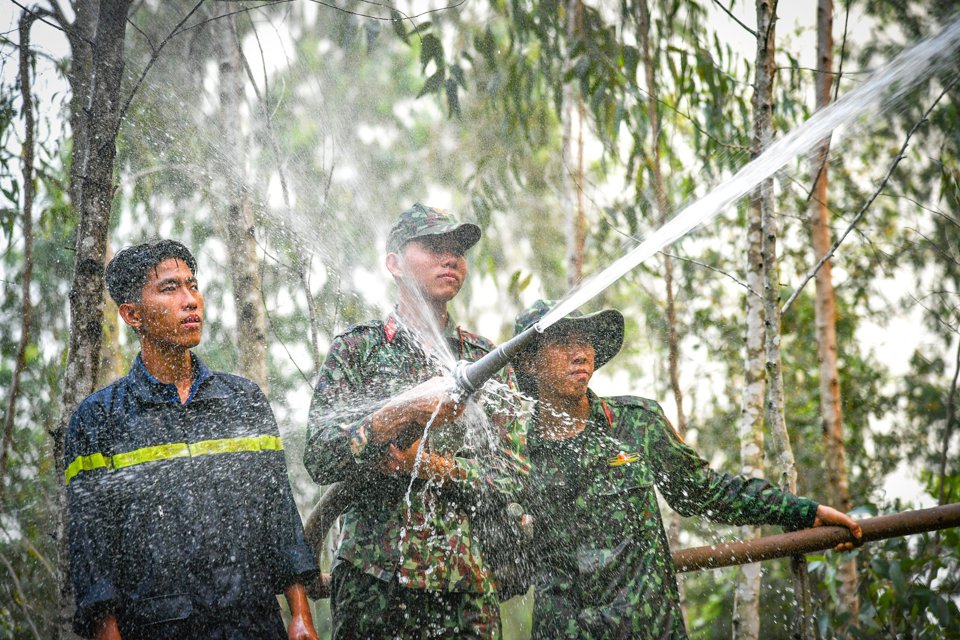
0, 0, 957, 638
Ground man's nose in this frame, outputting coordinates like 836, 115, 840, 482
180, 289, 199, 308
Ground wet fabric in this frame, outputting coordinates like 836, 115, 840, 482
330, 563, 501, 639
303, 312, 528, 626
65, 354, 316, 639
523, 392, 818, 639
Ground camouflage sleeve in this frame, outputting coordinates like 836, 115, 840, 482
622, 400, 817, 530
304, 329, 386, 485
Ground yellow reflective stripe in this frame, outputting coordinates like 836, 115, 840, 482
64, 453, 110, 485
112, 442, 190, 470
188, 435, 283, 456
65, 435, 284, 484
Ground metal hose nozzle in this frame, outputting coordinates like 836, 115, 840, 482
450, 325, 541, 400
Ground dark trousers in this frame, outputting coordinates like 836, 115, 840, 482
330, 563, 501, 640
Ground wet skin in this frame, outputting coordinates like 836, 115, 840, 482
119, 257, 204, 351
523, 334, 595, 403
386, 234, 468, 308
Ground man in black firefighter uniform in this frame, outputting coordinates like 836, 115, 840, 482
65, 240, 318, 640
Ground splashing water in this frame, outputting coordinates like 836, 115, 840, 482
537, 15, 960, 331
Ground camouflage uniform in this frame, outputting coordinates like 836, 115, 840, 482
523, 391, 818, 639
304, 311, 528, 639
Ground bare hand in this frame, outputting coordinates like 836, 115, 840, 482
370, 377, 464, 445
813, 504, 863, 552
285, 583, 319, 640
288, 613, 319, 640
379, 439, 424, 476
379, 439, 460, 482
95, 614, 121, 640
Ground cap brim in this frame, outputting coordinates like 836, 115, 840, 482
512, 308, 624, 395
417, 222, 481, 252
556, 309, 624, 369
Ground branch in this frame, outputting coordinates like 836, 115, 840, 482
0, 8, 38, 514
126, 16, 156, 53
8, 1, 63, 39
710, 0, 756, 38
115, 0, 206, 132
881, 192, 960, 231
175, 0, 292, 35
781, 81, 956, 315
0, 551, 41, 640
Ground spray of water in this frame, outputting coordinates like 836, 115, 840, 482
536, 15, 960, 331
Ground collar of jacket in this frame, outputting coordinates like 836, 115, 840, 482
128, 352, 218, 405
529, 389, 612, 449
383, 309, 458, 343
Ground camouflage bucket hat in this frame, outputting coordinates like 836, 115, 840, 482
513, 299, 625, 395
386, 203, 481, 254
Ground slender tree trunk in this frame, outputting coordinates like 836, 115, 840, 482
219, 6, 268, 390
752, 3, 812, 639
0, 11, 39, 513
732, 152, 767, 640
635, 0, 688, 623
810, 0, 859, 623
54, 2, 133, 636
562, 0, 585, 287
65, 1, 98, 215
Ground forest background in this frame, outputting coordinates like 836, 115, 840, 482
0, 0, 958, 638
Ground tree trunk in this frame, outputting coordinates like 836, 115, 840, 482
562, 0, 585, 288
732, 135, 767, 640
752, 2, 812, 639
0, 11, 39, 513
65, 1, 99, 216
635, 0, 688, 624
219, 6, 268, 390
810, 0, 859, 623
54, 2, 134, 636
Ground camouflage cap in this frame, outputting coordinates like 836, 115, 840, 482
386, 203, 481, 254
513, 299, 624, 394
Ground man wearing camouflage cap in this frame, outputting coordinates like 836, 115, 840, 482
511, 299, 862, 639
304, 204, 529, 638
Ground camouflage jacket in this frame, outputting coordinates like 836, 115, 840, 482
523, 391, 818, 639
304, 312, 529, 593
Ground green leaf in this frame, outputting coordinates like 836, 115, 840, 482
420, 33, 444, 71
417, 71, 444, 98
390, 10, 408, 44
450, 64, 466, 89
445, 79, 461, 119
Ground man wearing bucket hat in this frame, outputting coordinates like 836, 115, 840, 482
303, 204, 528, 638
511, 299, 862, 639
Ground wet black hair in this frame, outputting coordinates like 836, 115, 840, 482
105, 239, 197, 305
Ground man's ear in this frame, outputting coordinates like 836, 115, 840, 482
385, 251, 403, 279
118, 302, 142, 331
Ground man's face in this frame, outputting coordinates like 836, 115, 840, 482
121, 258, 204, 349
524, 330, 595, 401
390, 234, 468, 304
